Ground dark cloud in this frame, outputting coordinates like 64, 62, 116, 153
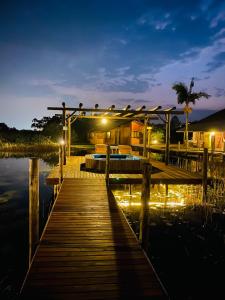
214, 87, 225, 97
206, 51, 225, 72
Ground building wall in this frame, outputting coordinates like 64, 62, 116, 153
193, 131, 225, 150
119, 124, 131, 145
89, 132, 106, 145
89, 121, 144, 146
130, 121, 144, 145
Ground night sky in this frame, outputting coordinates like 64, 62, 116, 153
1, 0, 225, 129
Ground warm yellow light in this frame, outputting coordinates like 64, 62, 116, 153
59, 139, 65, 146
147, 126, 152, 130
101, 118, 107, 124
152, 140, 158, 144
210, 131, 215, 137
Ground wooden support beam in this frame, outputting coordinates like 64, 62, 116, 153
143, 117, 148, 157
29, 158, 39, 265
105, 145, 110, 186
72, 115, 158, 120
48, 106, 184, 115
202, 148, 208, 202
140, 163, 151, 250
62, 102, 66, 165
67, 116, 71, 157
103, 104, 115, 115
165, 113, 171, 165
59, 144, 64, 183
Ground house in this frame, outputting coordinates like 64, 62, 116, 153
89, 120, 144, 146
183, 108, 225, 150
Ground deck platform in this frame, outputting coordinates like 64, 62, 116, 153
20, 179, 166, 299
46, 156, 204, 185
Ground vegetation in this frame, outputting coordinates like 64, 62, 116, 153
0, 122, 57, 152
172, 78, 210, 148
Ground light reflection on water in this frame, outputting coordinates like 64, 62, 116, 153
0, 156, 55, 299
113, 184, 202, 211
112, 184, 225, 299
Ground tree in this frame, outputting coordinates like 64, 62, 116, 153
172, 78, 210, 149
31, 115, 62, 141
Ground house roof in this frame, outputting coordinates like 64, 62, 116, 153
178, 108, 225, 132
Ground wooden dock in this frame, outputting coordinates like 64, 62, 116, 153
46, 156, 204, 185
20, 178, 167, 299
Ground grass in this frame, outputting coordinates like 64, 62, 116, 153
0, 142, 59, 152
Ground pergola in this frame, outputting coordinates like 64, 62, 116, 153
48, 102, 184, 165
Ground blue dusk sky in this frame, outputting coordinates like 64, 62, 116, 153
0, 0, 225, 129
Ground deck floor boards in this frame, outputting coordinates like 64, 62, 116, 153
46, 156, 203, 185
20, 178, 166, 299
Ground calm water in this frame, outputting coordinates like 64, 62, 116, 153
0, 156, 56, 299
113, 184, 225, 299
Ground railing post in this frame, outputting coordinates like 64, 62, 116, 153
105, 144, 110, 186
59, 144, 64, 184
202, 148, 208, 202
29, 158, 39, 265
140, 163, 151, 250
165, 114, 171, 165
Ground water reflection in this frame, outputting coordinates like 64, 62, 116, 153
112, 184, 225, 299
0, 156, 56, 299
113, 184, 202, 210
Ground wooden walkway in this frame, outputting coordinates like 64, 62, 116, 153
20, 179, 166, 299
46, 156, 203, 185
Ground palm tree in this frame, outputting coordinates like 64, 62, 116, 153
172, 78, 210, 149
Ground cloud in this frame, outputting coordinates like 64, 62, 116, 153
214, 28, 225, 38
137, 11, 172, 31
206, 51, 225, 72
116, 66, 130, 75
29, 78, 65, 86
214, 87, 225, 97
210, 11, 225, 28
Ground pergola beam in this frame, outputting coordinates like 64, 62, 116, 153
48, 106, 183, 115
67, 115, 158, 120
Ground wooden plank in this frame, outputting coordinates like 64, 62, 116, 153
46, 156, 204, 185
20, 179, 167, 299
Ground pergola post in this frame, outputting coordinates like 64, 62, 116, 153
67, 116, 71, 157
116, 127, 120, 145
62, 102, 67, 165
165, 113, 171, 165
143, 117, 148, 157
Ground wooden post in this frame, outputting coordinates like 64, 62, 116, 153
67, 116, 71, 157
147, 126, 152, 159
143, 118, 148, 157
129, 184, 132, 195
62, 102, 67, 165
116, 127, 120, 145
202, 148, 208, 202
211, 134, 215, 163
222, 141, 225, 162
105, 144, 110, 186
165, 114, 171, 165
29, 158, 39, 265
165, 184, 169, 196
53, 185, 58, 200
139, 163, 151, 250
59, 144, 64, 183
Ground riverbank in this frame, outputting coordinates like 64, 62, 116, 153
0, 142, 58, 153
